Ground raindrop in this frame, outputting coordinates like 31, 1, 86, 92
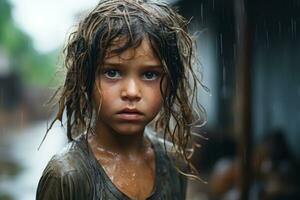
254, 24, 258, 42
220, 33, 223, 55
222, 62, 226, 85
215, 35, 219, 56
233, 43, 237, 60
212, 0, 215, 10
201, 3, 204, 23
263, 19, 267, 30
291, 18, 297, 39
295, 20, 297, 36
291, 18, 294, 38
236, 29, 240, 43
278, 21, 282, 36
266, 30, 269, 48
263, 20, 269, 48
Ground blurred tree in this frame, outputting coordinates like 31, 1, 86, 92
0, 0, 58, 87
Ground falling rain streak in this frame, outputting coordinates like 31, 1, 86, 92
0, 88, 3, 109
291, 18, 297, 39
222, 63, 226, 87
278, 21, 282, 36
219, 33, 223, 55
215, 35, 219, 57
200, 3, 204, 23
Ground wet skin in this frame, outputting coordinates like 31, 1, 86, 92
89, 37, 165, 200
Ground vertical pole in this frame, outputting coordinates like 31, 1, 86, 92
234, 0, 253, 199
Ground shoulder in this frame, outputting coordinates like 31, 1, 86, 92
146, 127, 188, 199
36, 139, 92, 200
44, 140, 87, 176
145, 127, 174, 154
146, 127, 185, 166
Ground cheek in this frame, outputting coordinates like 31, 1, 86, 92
150, 97, 163, 113
92, 78, 115, 111
100, 80, 120, 101
145, 84, 163, 114
92, 81, 102, 109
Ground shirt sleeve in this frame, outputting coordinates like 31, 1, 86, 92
36, 158, 91, 200
36, 168, 84, 200
36, 171, 60, 200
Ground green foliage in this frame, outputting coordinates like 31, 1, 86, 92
0, 0, 59, 87
19, 50, 58, 86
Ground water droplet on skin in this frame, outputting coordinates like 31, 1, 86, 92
96, 147, 118, 157
112, 164, 116, 172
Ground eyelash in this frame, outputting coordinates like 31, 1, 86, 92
142, 71, 161, 80
102, 69, 161, 81
103, 69, 121, 79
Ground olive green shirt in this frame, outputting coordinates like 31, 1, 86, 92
36, 133, 187, 200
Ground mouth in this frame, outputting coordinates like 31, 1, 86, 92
116, 108, 144, 121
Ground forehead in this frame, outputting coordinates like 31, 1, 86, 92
104, 37, 161, 64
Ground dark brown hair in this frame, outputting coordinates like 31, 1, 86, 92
44, 0, 206, 180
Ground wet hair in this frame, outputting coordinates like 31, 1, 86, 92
44, 0, 206, 180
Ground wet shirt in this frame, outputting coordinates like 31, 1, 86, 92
36, 134, 187, 200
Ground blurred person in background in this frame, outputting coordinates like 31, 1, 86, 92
209, 129, 300, 200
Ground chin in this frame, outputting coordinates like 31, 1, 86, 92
112, 124, 146, 136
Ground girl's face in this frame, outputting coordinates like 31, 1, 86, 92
92, 37, 165, 135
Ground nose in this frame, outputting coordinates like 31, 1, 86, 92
121, 78, 141, 101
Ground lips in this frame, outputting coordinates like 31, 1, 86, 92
117, 108, 143, 114
116, 108, 144, 120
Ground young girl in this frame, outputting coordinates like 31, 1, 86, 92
36, 0, 205, 199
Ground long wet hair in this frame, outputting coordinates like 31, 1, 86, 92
44, 0, 206, 180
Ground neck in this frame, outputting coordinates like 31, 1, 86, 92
89, 122, 148, 157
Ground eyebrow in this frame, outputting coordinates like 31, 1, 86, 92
103, 62, 163, 69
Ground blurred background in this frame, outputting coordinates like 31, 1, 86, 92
0, 0, 299, 199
